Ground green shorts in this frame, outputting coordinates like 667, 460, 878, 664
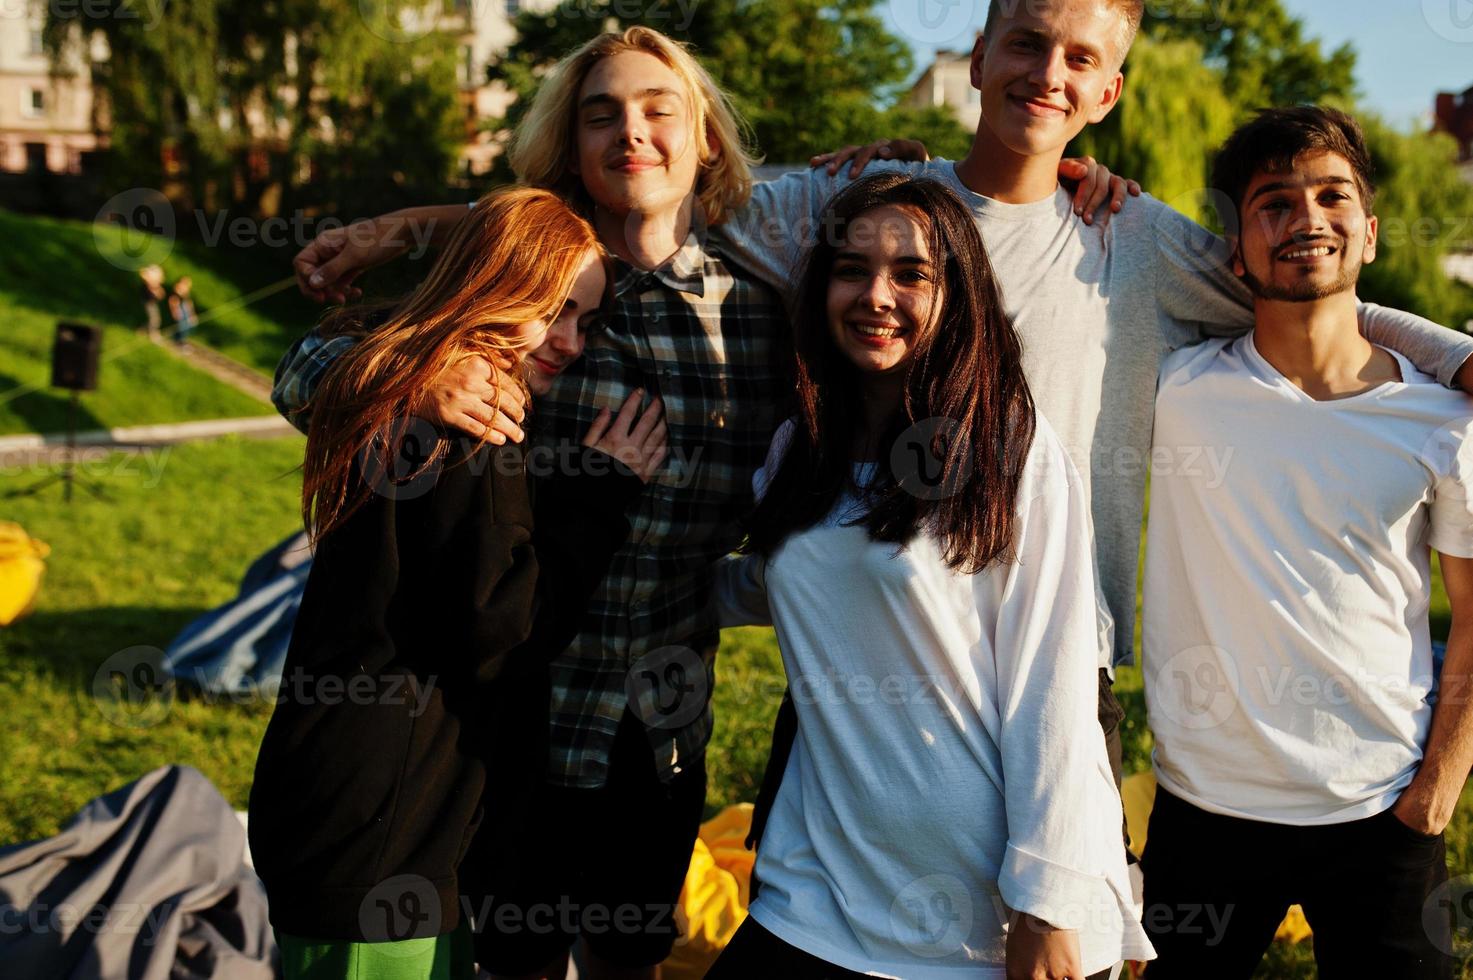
276, 920, 475, 980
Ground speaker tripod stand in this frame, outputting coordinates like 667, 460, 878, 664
6, 390, 110, 503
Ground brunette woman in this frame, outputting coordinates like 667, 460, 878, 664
248, 187, 667, 980
711, 173, 1153, 979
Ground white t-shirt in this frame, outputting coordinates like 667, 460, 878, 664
717, 418, 1154, 978
1143, 334, 1473, 825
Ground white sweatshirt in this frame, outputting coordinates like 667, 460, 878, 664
717, 418, 1154, 978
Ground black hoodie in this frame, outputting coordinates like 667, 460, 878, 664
249, 436, 641, 941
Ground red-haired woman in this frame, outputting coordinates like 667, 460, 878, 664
248, 187, 667, 980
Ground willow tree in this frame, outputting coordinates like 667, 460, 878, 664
1067, 35, 1237, 226
47, 0, 463, 218
492, 0, 971, 168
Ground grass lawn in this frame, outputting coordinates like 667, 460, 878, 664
2, 436, 1471, 976
0, 208, 322, 435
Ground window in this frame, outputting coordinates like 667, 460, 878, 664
505, 0, 520, 17
29, 30, 45, 57
25, 143, 47, 174
25, 89, 46, 118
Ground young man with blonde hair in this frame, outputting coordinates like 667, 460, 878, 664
281, 27, 786, 980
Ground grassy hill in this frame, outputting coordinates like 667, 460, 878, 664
0, 208, 321, 436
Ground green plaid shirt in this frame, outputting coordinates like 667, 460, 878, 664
272, 227, 785, 787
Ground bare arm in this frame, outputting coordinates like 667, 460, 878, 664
1393, 553, 1473, 834
294, 204, 473, 304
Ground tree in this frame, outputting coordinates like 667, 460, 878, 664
1068, 35, 1237, 224
491, 0, 970, 167
1356, 120, 1473, 329
1140, 0, 1357, 111
48, 0, 464, 219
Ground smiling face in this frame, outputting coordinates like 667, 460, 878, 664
1233, 150, 1378, 303
571, 50, 703, 218
971, 0, 1126, 158
825, 205, 942, 378
510, 249, 607, 396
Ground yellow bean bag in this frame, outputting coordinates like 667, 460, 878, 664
0, 522, 49, 626
662, 775, 1313, 979
1123, 771, 1311, 945
662, 803, 755, 980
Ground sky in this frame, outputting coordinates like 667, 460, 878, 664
884, 0, 1473, 129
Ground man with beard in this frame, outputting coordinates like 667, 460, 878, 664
1140, 106, 1473, 980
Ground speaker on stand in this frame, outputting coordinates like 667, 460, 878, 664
6, 321, 109, 502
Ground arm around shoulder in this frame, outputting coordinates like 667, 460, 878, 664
1358, 302, 1473, 390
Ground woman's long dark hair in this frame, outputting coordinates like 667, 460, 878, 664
744, 172, 1035, 573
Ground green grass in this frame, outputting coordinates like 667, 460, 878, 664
0, 208, 322, 435
2, 437, 1470, 977
0, 435, 305, 842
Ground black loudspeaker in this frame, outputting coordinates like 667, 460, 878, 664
52, 322, 101, 391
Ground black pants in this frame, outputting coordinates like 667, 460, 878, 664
462, 709, 708, 974
1141, 786, 1454, 980
707, 918, 1115, 979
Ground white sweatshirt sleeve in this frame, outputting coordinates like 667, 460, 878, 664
989, 435, 1120, 931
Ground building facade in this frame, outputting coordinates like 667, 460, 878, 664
1434, 85, 1473, 162
0, 4, 106, 174
903, 45, 980, 133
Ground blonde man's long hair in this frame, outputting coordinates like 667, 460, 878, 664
509, 26, 760, 227
302, 187, 602, 542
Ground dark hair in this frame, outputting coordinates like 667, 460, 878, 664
1212, 105, 1377, 222
983, 0, 1145, 64
743, 173, 1036, 574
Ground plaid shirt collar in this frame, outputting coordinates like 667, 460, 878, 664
610, 226, 709, 298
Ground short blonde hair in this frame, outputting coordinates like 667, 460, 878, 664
508, 26, 760, 227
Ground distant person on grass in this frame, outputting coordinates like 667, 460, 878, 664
1140, 106, 1473, 980
272, 24, 1126, 980
168, 275, 196, 345
249, 186, 667, 980
139, 264, 166, 340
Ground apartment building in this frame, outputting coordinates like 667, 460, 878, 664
903, 45, 981, 133
0, 5, 106, 174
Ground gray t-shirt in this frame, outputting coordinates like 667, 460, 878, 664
715, 160, 1473, 666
